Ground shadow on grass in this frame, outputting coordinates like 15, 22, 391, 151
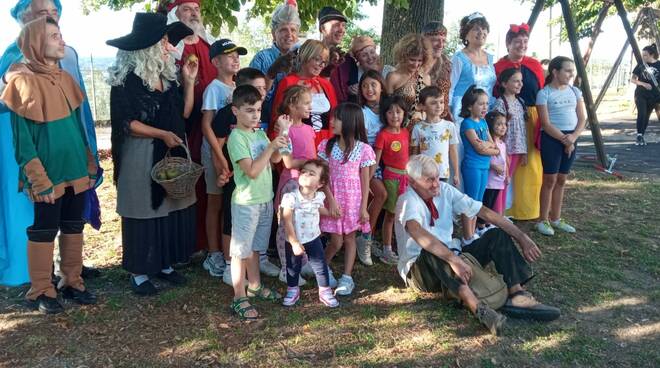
1, 167, 659, 367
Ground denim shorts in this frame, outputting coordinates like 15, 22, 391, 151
230, 202, 273, 259
540, 131, 576, 174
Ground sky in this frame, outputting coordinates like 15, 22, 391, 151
0, 0, 638, 63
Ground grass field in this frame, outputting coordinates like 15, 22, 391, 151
1, 159, 658, 368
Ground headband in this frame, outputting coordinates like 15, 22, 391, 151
467, 12, 485, 23
509, 23, 530, 33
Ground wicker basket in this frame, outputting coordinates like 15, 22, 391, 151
150, 143, 203, 199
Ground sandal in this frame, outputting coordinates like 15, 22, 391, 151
247, 284, 282, 302
230, 297, 259, 321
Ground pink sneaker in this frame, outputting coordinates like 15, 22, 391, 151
282, 286, 300, 307
319, 286, 339, 308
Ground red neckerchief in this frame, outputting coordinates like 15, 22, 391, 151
297, 75, 322, 91
423, 198, 439, 226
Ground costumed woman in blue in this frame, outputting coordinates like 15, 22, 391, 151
0, 0, 102, 287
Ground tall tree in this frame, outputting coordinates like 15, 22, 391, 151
379, 0, 444, 65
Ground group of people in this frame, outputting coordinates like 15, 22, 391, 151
7, 0, 654, 335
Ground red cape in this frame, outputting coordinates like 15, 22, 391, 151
493, 56, 545, 98
270, 73, 338, 146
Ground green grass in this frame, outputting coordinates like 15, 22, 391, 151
1, 161, 659, 367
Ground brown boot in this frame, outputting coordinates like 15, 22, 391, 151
58, 233, 85, 291
26, 241, 57, 301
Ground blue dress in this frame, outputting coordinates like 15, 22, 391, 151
448, 50, 497, 125
447, 50, 497, 191
0, 42, 102, 286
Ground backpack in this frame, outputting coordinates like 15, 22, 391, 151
445, 253, 508, 309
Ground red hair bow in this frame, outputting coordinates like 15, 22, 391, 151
509, 23, 530, 33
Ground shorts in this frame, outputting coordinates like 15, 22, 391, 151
382, 167, 408, 214
461, 165, 488, 202
230, 201, 273, 259
383, 179, 401, 214
540, 131, 576, 174
201, 138, 222, 195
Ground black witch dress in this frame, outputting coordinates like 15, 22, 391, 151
110, 72, 197, 275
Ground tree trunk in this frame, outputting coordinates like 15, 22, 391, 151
380, 0, 445, 65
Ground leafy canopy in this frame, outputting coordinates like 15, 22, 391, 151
80, 0, 411, 34
523, 0, 660, 41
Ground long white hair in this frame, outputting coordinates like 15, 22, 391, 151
106, 41, 179, 91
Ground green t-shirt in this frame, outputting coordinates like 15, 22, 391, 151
11, 109, 90, 193
227, 128, 273, 205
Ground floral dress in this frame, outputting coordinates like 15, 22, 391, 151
318, 139, 376, 234
493, 97, 528, 155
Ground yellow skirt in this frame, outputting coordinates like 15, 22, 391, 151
506, 106, 542, 220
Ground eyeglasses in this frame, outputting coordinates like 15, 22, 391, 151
311, 56, 329, 66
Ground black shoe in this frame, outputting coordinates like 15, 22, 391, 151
28, 295, 64, 314
499, 290, 561, 322
131, 277, 158, 296
61, 286, 97, 305
641, 135, 647, 146
81, 265, 101, 279
155, 270, 187, 286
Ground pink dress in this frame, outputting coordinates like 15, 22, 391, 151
318, 139, 376, 234
275, 123, 317, 208
275, 123, 317, 269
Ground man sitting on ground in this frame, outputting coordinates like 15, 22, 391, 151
395, 155, 560, 335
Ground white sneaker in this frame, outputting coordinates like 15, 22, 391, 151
222, 266, 233, 286
475, 227, 488, 237
202, 253, 226, 277
278, 267, 307, 286
300, 262, 315, 278
462, 233, 480, 246
535, 220, 555, 236
356, 236, 373, 266
551, 219, 576, 233
476, 225, 497, 237
259, 258, 280, 277
379, 248, 399, 265
327, 266, 337, 288
370, 239, 383, 258
335, 274, 355, 296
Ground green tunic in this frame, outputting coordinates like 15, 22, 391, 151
11, 108, 92, 196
